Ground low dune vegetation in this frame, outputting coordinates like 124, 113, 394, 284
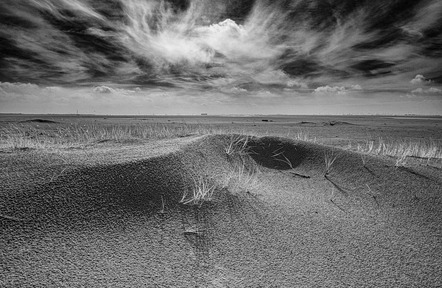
0, 122, 228, 149
1, 117, 442, 286
1, 121, 441, 167
1, 119, 440, 209
351, 138, 442, 164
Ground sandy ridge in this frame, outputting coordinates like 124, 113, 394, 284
1, 134, 441, 287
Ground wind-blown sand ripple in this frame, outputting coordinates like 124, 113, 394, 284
1, 135, 441, 287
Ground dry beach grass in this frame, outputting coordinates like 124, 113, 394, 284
1, 115, 442, 287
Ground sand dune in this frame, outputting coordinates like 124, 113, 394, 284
1, 135, 441, 287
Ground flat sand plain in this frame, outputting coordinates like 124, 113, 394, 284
2, 113, 441, 144
1, 114, 441, 287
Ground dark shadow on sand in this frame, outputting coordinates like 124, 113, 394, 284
248, 137, 307, 170
0, 154, 193, 229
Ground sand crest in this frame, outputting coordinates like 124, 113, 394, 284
1, 135, 441, 287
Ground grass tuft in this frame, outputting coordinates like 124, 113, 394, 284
225, 135, 250, 156
0, 123, 244, 150
394, 154, 408, 169
286, 130, 317, 143
222, 163, 260, 194
180, 174, 217, 206
360, 154, 368, 167
324, 150, 337, 177
355, 138, 442, 161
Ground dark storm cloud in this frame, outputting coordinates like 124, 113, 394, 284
0, 0, 441, 90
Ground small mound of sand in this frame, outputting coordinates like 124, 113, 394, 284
21, 118, 58, 124
1, 134, 441, 287
298, 121, 316, 125
297, 121, 354, 126
322, 120, 354, 126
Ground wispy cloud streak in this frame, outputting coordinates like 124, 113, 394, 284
0, 0, 441, 93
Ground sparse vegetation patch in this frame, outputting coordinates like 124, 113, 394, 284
354, 138, 442, 161
0, 123, 239, 150
180, 174, 217, 206
225, 135, 251, 157
324, 150, 338, 177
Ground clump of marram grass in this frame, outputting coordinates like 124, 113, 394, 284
360, 153, 368, 167
286, 130, 318, 143
324, 150, 338, 177
221, 135, 262, 194
180, 174, 217, 206
352, 137, 442, 162
221, 163, 260, 194
224, 135, 251, 156
394, 154, 408, 169
0, 124, 47, 150
347, 137, 442, 168
179, 163, 261, 206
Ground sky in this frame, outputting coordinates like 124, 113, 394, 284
1, 0, 442, 115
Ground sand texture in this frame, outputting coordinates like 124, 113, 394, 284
1, 134, 441, 287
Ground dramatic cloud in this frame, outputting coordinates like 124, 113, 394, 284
0, 82, 41, 94
314, 86, 347, 95
93, 86, 115, 94
1, 0, 442, 115
411, 87, 442, 94
313, 85, 362, 95
410, 75, 431, 85
2, 0, 442, 88
93, 86, 142, 94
